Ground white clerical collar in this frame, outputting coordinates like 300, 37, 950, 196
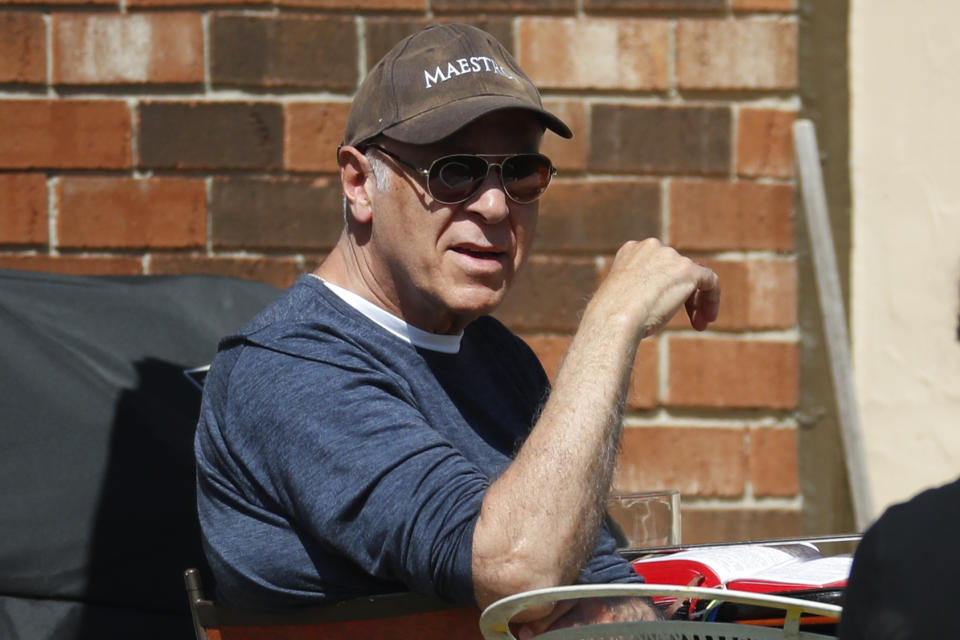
310, 275, 462, 354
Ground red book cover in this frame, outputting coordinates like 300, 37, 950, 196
631, 543, 850, 594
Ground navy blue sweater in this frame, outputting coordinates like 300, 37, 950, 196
195, 275, 641, 610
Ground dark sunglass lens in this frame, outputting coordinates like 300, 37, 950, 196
430, 155, 488, 203
502, 155, 552, 203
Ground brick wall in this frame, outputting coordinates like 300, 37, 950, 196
0, 0, 800, 544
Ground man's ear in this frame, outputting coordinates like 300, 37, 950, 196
339, 145, 375, 224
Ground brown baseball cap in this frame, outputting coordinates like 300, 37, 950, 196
343, 23, 572, 148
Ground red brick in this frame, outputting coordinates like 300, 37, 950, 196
520, 331, 656, 407
616, 426, 747, 497
627, 338, 658, 409
1, 0, 114, 5
495, 256, 600, 332
749, 426, 798, 497
149, 254, 302, 289
680, 508, 800, 544
128, 0, 266, 7
0, 12, 45, 83
677, 19, 797, 90
666, 337, 798, 409
540, 99, 587, 172
0, 254, 142, 275
732, 0, 796, 10
211, 176, 343, 250
0, 174, 47, 244
669, 180, 794, 251
139, 102, 282, 171
433, 0, 573, 11
53, 14, 202, 84
667, 258, 796, 330
737, 108, 796, 178
301, 253, 328, 274
590, 105, 731, 175
278, 0, 421, 7
284, 102, 350, 173
585, 0, 723, 8
517, 18, 668, 90
58, 177, 206, 249
0, 100, 131, 169
210, 15, 357, 90
521, 333, 571, 383
537, 180, 660, 252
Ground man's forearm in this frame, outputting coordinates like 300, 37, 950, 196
471, 239, 720, 613
471, 301, 641, 611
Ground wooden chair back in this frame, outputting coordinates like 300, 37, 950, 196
184, 568, 481, 640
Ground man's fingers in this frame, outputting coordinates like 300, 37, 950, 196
686, 268, 721, 331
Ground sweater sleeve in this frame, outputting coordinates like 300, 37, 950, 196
577, 524, 645, 585
206, 344, 488, 605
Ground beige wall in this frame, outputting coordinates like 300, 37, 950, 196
851, 1, 960, 517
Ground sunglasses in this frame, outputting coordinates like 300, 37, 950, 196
366, 144, 556, 205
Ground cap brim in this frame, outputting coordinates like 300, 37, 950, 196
380, 94, 573, 145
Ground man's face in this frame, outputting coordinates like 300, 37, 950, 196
361, 110, 544, 334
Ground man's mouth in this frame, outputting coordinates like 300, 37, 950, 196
452, 246, 505, 260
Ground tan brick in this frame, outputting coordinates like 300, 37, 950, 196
364, 19, 514, 74
150, 254, 302, 289
737, 108, 796, 178
58, 177, 206, 249
590, 105, 731, 175
677, 19, 797, 90
210, 15, 356, 90
615, 426, 747, 497
627, 338, 658, 410
736, 259, 796, 329
517, 18, 668, 90
732, 0, 796, 10
666, 337, 798, 409
537, 179, 660, 252
540, 99, 588, 172
0, 174, 47, 244
0, 254, 142, 275
521, 333, 571, 383
680, 507, 801, 544
53, 14, 203, 84
285, 102, 350, 173
667, 258, 796, 330
669, 180, 794, 251
211, 176, 342, 250
749, 426, 799, 497
0, 100, 131, 169
139, 102, 282, 171
495, 256, 600, 332
0, 12, 45, 84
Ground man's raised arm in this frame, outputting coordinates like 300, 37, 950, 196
471, 238, 720, 614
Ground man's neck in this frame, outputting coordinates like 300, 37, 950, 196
313, 238, 471, 335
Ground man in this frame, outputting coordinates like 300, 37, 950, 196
840, 477, 960, 640
195, 23, 720, 632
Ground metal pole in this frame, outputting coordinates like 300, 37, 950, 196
792, 119, 874, 531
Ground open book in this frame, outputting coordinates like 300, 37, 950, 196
631, 543, 852, 594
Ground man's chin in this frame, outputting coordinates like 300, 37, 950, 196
446, 286, 508, 320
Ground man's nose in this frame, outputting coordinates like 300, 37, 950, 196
467, 168, 510, 223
